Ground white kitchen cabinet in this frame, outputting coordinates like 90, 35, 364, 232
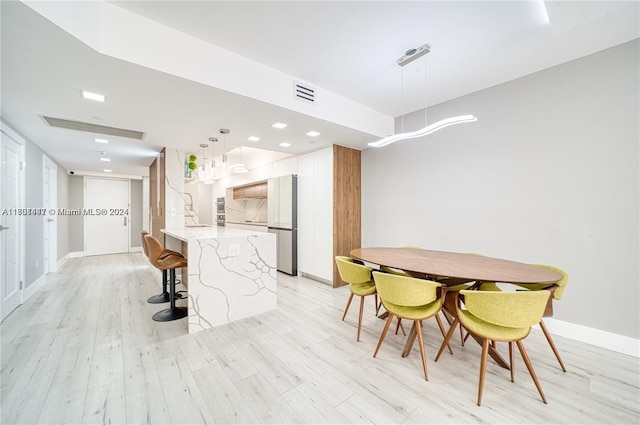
297, 147, 334, 282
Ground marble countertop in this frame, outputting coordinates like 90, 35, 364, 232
162, 226, 273, 242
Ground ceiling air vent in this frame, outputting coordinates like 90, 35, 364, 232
42, 116, 145, 140
293, 81, 316, 104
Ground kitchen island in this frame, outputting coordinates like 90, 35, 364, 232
162, 226, 277, 333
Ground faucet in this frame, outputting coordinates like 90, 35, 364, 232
184, 192, 194, 216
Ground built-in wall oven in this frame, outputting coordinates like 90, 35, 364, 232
216, 197, 225, 227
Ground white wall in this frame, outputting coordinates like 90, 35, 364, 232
362, 40, 639, 339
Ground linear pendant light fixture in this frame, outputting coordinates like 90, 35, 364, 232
368, 44, 477, 148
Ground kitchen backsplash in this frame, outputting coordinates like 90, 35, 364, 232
225, 190, 268, 224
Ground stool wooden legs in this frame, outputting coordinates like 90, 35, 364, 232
152, 269, 187, 322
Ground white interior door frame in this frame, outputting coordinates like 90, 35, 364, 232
0, 123, 26, 321
84, 177, 131, 256
43, 155, 57, 273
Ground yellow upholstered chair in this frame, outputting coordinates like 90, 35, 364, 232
335, 256, 380, 342
372, 271, 448, 381
473, 264, 568, 372
436, 290, 551, 406
515, 264, 569, 372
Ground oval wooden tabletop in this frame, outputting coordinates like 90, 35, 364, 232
350, 247, 561, 284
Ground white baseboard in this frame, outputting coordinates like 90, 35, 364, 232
23, 273, 46, 302
56, 251, 82, 269
542, 318, 639, 358
130, 246, 142, 253
300, 272, 332, 286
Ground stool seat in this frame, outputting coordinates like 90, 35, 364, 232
145, 234, 188, 322
157, 253, 187, 270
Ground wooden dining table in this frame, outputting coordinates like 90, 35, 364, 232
350, 247, 562, 368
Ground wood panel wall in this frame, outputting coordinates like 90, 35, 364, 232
149, 149, 165, 245
332, 145, 362, 287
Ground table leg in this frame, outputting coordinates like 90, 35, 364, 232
401, 322, 418, 357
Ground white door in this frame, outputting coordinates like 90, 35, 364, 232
43, 156, 57, 273
1, 130, 23, 320
84, 178, 130, 256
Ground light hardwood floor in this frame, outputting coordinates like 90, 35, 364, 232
1, 253, 639, 424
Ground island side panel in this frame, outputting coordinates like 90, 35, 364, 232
187, 232, 277, 333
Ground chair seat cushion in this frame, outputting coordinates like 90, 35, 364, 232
350, 281, 376, 296
478, 282, 501, 291
383, 298, 442, 321
445, 283, 473, 292
459, 309, 530, 341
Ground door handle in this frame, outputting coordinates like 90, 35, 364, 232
0, 225, 9, 231
124, 216, 128, 226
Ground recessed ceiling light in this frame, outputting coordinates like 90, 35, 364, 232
272, 122, 287, 129
279, 142, 291, 147
82, 91, 105, 102
103, 169, 112, 173
100, 158, 111, 162
247, 136, 261, 142
95, 138, 109, 144
306, 131, 320, 137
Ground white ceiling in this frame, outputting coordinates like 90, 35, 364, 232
2, 1, 638, 177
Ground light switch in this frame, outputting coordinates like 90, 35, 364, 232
170, 208, 176, 216
228, 244, 240, 257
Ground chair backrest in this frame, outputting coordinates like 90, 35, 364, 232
533, 264, 568, 300
144, 234, 164, 269
141, 230, 150, 257
335, 256, 372, 284
460, 290, 550, 329
373, 271, 441, 307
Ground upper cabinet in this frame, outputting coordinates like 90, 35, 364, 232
233, 182, 267, 199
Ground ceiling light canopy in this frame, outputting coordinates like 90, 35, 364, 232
247, 136, 260, 142
279, 142, 291, 147
306, 131, 320, 137
95, 138, 109, 144
272, 122, 287, 129
369, 44, 477, 148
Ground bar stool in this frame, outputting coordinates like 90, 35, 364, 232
141, 231, 181, 304
144, 234, 188, 322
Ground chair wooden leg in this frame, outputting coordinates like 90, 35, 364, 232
342, 292, 354, 321
395, 318, 406, 335
435, 313, 454, 355
516, 340, 548, 404
374, 294, 381, 315
539, 319, 567, 372
415, 320, 429, 380
435, 318, 459, 361
509, 341, 515, 382
459, 322, 465, 346
373, 314, 395, 357
478, 339, 490, 406
357, 296, 365, 341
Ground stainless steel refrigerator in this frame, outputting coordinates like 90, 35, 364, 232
267, 175, 297, 275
